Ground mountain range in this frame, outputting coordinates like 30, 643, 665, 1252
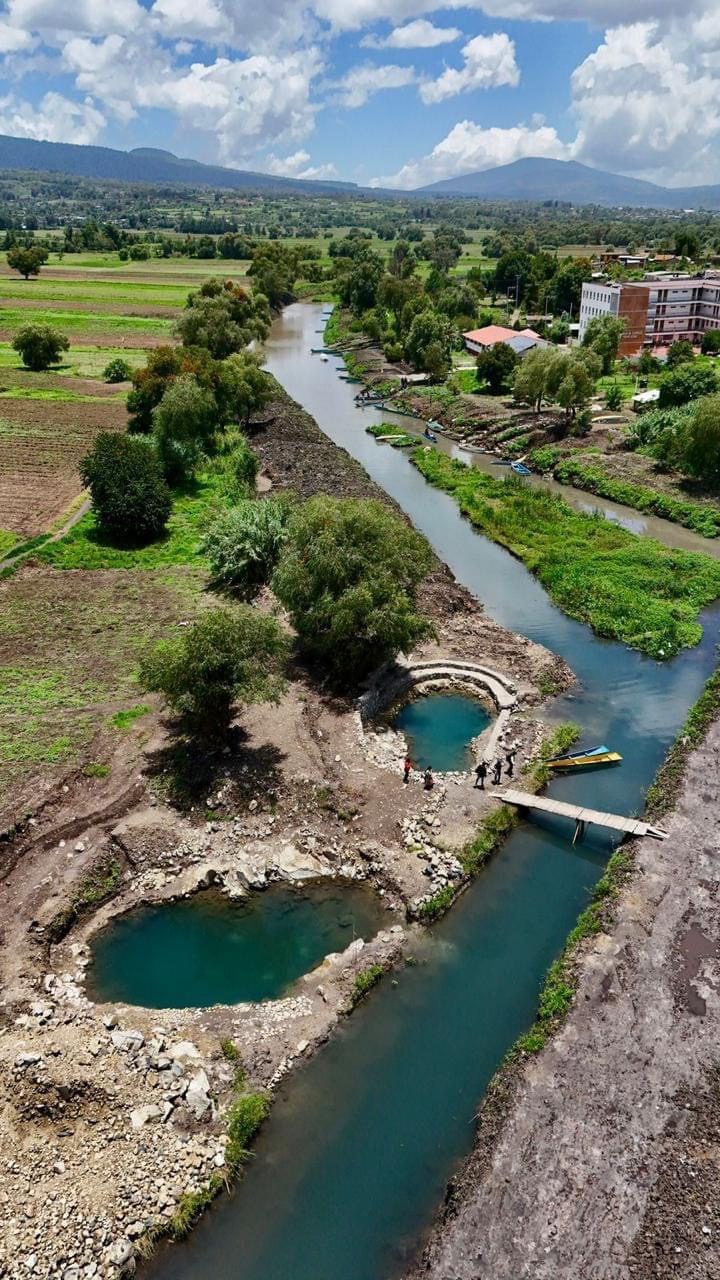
0, 134, 356, 194
1, 134, 719, 210
416, 157, 720, 209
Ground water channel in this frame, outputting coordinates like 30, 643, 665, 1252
146, 302, 720, 1280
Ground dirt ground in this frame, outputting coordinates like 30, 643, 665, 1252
410, 712, 720, 1280
0, 396, 128, 535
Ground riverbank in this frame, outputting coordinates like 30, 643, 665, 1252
0, 376, 569, 1277
410, 669, 720, 1280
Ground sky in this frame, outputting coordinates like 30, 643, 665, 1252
0, 0, 718, 189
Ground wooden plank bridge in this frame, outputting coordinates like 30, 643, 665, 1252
493, 790, 668, 843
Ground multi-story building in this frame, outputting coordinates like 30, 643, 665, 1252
579, 272, 720, 356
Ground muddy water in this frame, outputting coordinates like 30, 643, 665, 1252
146, 304, 720, 1280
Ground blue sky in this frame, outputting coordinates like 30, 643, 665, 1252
0, 1, 717, 188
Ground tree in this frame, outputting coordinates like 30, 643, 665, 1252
153, 374, 219, 478
80, 433, 171, 544
140, 607, 288, 737
338, 251, 384, 315
582, 315, 626, 374
546, 350, 600, 425
103, 357, 133, 383
701, 329, 720, 355
177, 279, 271, 358
666, 339, 695, 369
215, 352, 271, 427
7, 245, 48, 278
512, 347, 559, 413
202, 499, 289, 596
272, 496, 432, 684
404, 309, 452, 379
127, 346, 184, 433
681, 395, 720, 487
658, 363, 717, 408
12, 324, 69, 371
476, 342, 518, 394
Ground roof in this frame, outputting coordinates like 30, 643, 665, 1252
463, 324, 544, 347
507, 335, 539, 355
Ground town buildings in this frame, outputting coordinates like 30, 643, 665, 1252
579, 272, 720, 356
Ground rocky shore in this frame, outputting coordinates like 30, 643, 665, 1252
0, 380, 571, 1278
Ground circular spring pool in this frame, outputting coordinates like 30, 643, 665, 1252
392, 692, 491, 772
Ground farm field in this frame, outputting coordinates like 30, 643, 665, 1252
0, 252, 222, 820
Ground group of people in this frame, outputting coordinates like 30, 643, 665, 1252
473, 744, 518, 790
401, 742, 518, 790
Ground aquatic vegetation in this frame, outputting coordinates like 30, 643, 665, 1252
413, 449, 720, 659
351, 963, 385, 1006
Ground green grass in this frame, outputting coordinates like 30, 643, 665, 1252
0, 343, 148, 378
110, 704, 151, 730
412, 449, 720, 659
0, 669, 101, 765
83, 761, 110, 778
546, 454, 720, 539
350, 963, 385, 1006
0, 307, 173, 336
40, 471, 228, 570
0, 530, 16, 558
414, 884, 457, 922
0, 386, 124, 403
0, 278, 190, 307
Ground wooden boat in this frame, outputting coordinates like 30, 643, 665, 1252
550, 744, 609, 761
549, 748, 622, 773
511, 461, 532, 476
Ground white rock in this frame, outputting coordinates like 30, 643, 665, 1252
129, 1104, 162, 1129
167, 1040, 201, 1064
185, 1069, 212, 1119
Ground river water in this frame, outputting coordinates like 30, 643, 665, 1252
146, 303, 720, 1280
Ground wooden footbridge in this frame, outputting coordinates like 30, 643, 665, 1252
493, 790, 668, 843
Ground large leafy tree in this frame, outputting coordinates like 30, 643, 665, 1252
272, 496, 432, 684
177, 278, 271, 358
582, 315, 626, 375
7, 245, 48, 279
12, 324, 69, 370
682, 394, 720, 487
476, 342, 518, 394
404, 309, 453, 379
80, 433, 171, 544
512, 347, 559, 413
153, 374, 219, 478
216, 351, 272, 427
140, 607, 288, 737
659, 362, 717, 408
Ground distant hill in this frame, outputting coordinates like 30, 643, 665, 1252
0, 134, 357, 194
416, 158, 720, 210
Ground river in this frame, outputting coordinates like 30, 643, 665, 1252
146, 303, 720, 1280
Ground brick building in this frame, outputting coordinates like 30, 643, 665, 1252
579, 272, 720, 356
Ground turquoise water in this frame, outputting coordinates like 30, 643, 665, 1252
145, 304, 720, 1280
393, 693, 490, 771
87, 885, 390, 1008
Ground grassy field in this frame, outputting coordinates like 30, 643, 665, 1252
413, 449, 720, 660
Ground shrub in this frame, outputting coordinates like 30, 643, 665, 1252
682, 394, 720, 488
666, 339, 695, 369
210, 433, 259, 501
272, 496, 432, 684
225, 1092, 270, 1172
201, 499, 288, 597
658, 362, 717, 407
140, 606, 288, 736
12, 324, 69, 370
80, 433, 172, 544
701, 329, 720, 356
351, 964, 384, 1006
103, 357, 133, 383
605, 383, 624, 411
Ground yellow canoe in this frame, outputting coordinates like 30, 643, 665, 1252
549, 751, 622, 772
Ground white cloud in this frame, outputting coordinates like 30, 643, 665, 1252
361, 19, 461, 48
265, 148, 338, 178
571, 20, 720, 183
419, 31, 519, 103
374, 118, 570, 187
7, 0, 146, 36
0, 21, 35, 52
314, 0, 696, 33
332, 62, 416, 108
0, 89, 105, 142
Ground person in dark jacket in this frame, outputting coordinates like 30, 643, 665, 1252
492, 757, 503, 785
474, 760, 488, 790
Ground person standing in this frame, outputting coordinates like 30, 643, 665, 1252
403, 755, 412, 784
424, 766, 434, 791
474, 760, 488, 790
505, 746, 517, 778
492, 757, 503, 786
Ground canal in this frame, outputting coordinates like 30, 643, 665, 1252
146, 303, 720, 1280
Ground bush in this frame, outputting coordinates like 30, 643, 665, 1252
12, 324, 69, 370
701, 330, 720, 355
272, 495, 432, 684
103, 357, 133, 383
80, 433, 172, 544
658, 362, 717, 407
682, 394, 720, 488
211, 433, 259, 501
153, 374, 219, 479
605, 383, 624, 411
665, 339, 695, 369
140, 606, 288, 736
201, 499, 288, 597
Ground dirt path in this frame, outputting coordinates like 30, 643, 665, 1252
411, 713, 720, 1280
